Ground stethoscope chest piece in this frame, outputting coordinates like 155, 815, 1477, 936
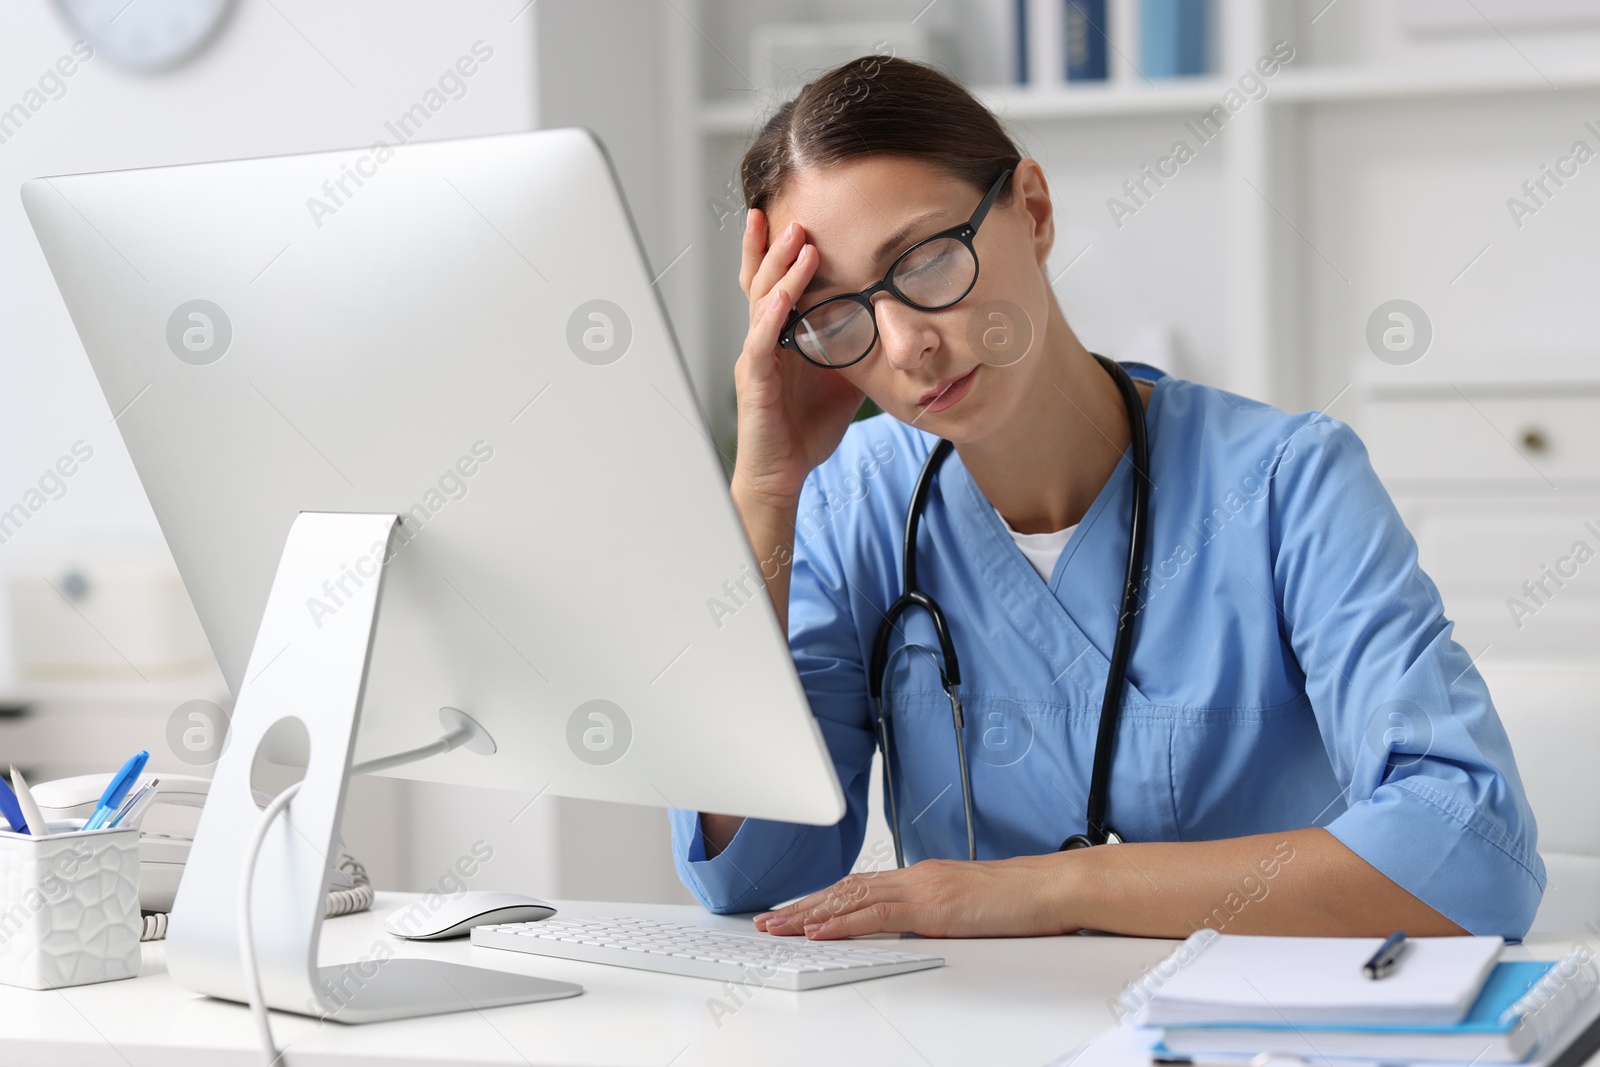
1059, 829, 1124, 851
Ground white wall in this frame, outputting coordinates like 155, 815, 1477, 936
0, 0, 536, 678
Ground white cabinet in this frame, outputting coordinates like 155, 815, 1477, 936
1354, 386, 1600, 663
1362, 393, 1600, 489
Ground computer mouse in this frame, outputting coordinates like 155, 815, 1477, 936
383, 891, 557, 940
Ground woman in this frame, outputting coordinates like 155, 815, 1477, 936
669, 57, 1542, 941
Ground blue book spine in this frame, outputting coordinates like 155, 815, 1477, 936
1140, 0, 1208, 78
1015, 0, 1029, 84
1065, 0, 1108, 81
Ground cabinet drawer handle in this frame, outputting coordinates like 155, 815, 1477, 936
1519, 426, 1549, 454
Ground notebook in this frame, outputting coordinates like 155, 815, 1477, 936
1161, 956, 1600, 1063
1134, 929, 1505, 1027
1052, 986, 1600, 1067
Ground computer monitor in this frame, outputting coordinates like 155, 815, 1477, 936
23, 128, 843, 1021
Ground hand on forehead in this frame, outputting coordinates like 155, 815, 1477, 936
763, 158, 983, 298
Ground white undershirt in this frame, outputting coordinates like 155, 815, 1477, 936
995, 508, 1077, 583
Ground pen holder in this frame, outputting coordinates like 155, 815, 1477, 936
0, 826, 142, 989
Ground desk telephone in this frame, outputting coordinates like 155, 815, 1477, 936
29, 773, 371, 940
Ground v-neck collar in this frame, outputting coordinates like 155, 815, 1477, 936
938, 373, 1167, 706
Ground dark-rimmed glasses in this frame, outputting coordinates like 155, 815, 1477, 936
777, 167, 1015, 369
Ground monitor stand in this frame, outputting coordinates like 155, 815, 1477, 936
166, 512, 582, 1023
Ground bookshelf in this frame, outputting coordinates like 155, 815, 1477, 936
701, 61, 1600, 135
670, 0, 1600, 666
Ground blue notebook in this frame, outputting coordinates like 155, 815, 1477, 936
1161, 959, 1600, 1063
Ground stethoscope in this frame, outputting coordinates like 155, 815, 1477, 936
867, 353, 1151, 867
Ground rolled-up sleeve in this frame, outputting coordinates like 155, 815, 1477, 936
670, 466, 879, 914
1269, 417, 1545, 938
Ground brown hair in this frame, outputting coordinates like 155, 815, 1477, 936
740, 55, 1024, 214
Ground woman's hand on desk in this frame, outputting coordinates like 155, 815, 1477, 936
752, 854, 1082, 940
752, 830, 1470, 940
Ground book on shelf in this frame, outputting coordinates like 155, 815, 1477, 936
1140, 0, 1207, 78
1066, 0, 1109, 81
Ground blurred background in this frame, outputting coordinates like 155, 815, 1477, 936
1, 0, 1597, 904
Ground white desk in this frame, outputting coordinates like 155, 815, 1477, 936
0, 894, 1583, 1067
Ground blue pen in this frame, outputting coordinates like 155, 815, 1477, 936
0, 776, 28, 835
83, 750, 149, 831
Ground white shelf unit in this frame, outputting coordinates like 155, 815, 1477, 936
690, 0, 1291, 441
682, 0, 1600, 664
701, 61, 1600, 133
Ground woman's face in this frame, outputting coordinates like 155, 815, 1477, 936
763, 155, 1054, 442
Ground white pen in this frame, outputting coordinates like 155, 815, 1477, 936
110, 779, 160, 829
108, 777, 152, 825
10, 765, 49, 838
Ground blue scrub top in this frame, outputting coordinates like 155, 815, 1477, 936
670, 367, 1545, 938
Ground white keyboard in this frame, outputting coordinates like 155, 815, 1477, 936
470, 916, 944, 990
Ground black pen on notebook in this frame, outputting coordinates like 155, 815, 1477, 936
1363, 930, 1408, 979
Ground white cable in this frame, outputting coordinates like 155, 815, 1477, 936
346, 724, 472, 777
237, 722, 477, 1066
240, 779, 301, 1067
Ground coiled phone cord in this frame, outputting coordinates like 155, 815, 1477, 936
137, 851, 371, 941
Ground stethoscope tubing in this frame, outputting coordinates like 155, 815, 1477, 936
868, 354, 1152, 865
1074, 354, 1152, 849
